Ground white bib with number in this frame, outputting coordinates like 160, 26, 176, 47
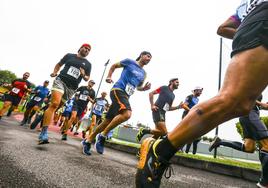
125, 83, 135, 96
79, 94, 88, 101
95, 104, 103, 111
34, 96, 42, 102
12, 88, 20, 94
67, 66, 80, 79
163, 103, 170, 111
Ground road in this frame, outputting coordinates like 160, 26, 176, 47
0, 115, 256, 188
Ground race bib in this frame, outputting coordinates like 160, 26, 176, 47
95, 104, 103, 111
125, 83, 135, 96
11, 88, 20, 94
79, 94, 88, 101
163, 103, 170, 111
67, 66, 80, 79
34, 96, 42, 102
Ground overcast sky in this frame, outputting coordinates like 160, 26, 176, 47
1, 0, 268, 141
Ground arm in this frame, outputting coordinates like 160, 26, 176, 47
50, 63, 62, 77
256, 100, 268, 110
137, 73, 151, 91
149, 88, 160, 111
79, 67, 90, 81
217, 16, 240, 39
105, 62, 122, 83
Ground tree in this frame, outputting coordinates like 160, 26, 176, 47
0, 70, 17, 84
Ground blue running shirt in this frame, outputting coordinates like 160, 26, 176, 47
112, 59, 146, 96
32, 86, 49, 102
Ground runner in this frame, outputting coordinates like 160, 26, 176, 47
0, 72, 31, 120
38, 43, 92, 144
85, 91, 109, 137
135, 1, 268, 187
59, 96, 76, 133
183, 87, 203, 155
136, 78, 181, 142
61, 80, 95, 140
20, 80, 50, 126
82, 51, 152, 155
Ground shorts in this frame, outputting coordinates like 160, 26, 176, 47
232, 20, 268, 57
239, 109, 268, 140
26, 100, 42, 109
72, 104, 85, 119
92, 113, 102, 125
51, 77, 75, 102
62, 110, 72, 118
4, 94, 21, 106
152, 109, 166, 123
106, 89, 131, 120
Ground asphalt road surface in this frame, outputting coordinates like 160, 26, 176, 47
0, 115, 257, 188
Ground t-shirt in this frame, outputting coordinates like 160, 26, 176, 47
154, 86, 175, 111
75, 86, 95, 109
64, 98, 75, 113
92, 97, 109, 116
112, 59, 146, 96
58, 53, 91, 90
31, 85, 50, 102
10, 79, 31, 98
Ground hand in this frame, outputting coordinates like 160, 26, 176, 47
151, 105, 158, 112
50, 73, 57, 77
143, 82, 151, 91
106, 77, 113, 84
80, 68, 85, 77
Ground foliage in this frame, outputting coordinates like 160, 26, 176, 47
0, 70, 17, 84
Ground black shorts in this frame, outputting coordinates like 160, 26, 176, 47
231, 5, 268, 57
152, 109, 166, 123
92, 113, 102, 125
26, 100, 42, 109
239, 110, 268, 140
106, 89, 131, 120
72, 104, 85, 119
62, 110, 71, 118
4, 94, 22, 106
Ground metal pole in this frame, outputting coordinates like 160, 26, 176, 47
89, 59, 110, 116
214, 37, 223, 158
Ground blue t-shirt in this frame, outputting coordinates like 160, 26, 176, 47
92, 97, 109, 116
32, 85, 49, 102
184, 94, 199, 109
64, 98, 75, 113
112, 59, 146, 96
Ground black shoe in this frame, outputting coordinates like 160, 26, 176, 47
136, 128, 149, 142
135, 138, 173, 188
208, 136, 221, 152
61, 134, 67, 141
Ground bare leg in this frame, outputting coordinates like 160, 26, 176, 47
168, 47, 268, 148
87, 118, 112, 142
0, 101, 12, 116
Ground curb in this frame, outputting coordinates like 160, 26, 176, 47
105, 141, 261, 182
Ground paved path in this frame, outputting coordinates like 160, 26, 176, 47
0, 115, 257, 188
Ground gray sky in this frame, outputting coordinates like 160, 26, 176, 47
1, 0, 268, 141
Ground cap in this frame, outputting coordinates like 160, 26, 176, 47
136, 51, 152, 61
169, 78, 178, 83
81, 43, 91, 49
192, 86, 203, 91
44, 80, 49, 83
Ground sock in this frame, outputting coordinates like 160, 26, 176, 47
155, 137, 177, 161
219, 140, 244, 151
259, 150, 268, 185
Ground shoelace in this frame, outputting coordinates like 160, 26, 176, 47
153, 157, 174, 179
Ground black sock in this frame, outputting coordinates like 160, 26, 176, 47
259, 150, 268, 185
155, 137, 177, 161
219, 140, 244, 151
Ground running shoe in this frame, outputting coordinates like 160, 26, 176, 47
208, 136, 221, 152
136, 127, 149, 142
135, 138, 173, 188
95, 133, 106, 154
38, 128, 49, 144
81, 139, 91, 155
61, 134, 67, 141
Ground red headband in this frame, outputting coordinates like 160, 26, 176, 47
81, 43, 91, 49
